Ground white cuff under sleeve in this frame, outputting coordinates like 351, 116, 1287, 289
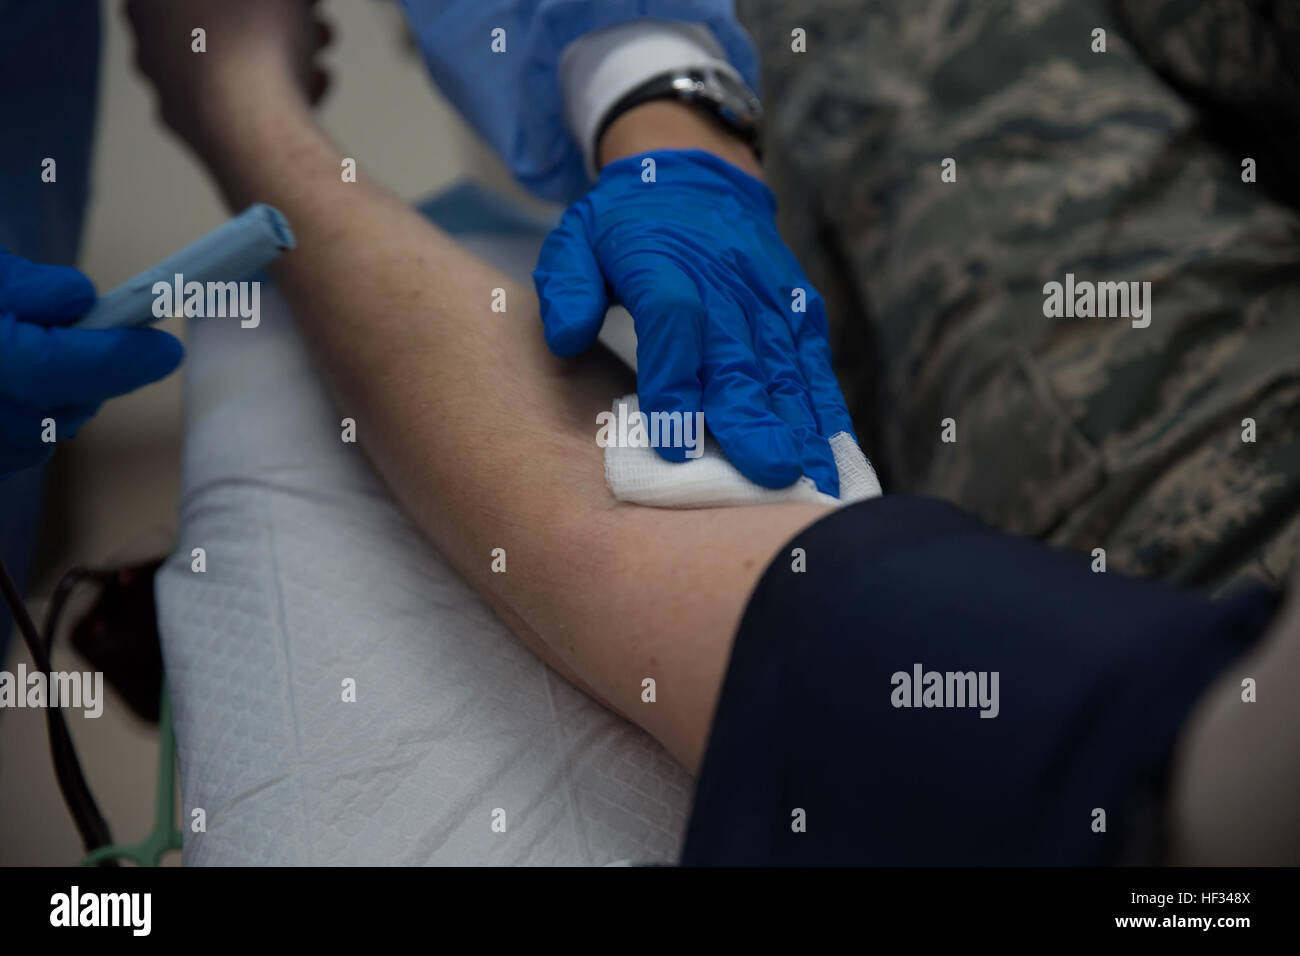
559, 20, 745, 182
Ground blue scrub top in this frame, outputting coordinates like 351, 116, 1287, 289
0, 0, 101, 263
0, 0, 101, 649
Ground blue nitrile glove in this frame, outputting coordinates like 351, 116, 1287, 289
533, 149, 855, 496
0, 247, 184, 479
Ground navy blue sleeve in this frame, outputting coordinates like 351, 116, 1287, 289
683, 495, 1280, 866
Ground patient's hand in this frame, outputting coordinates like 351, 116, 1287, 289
126, 0, 330, 152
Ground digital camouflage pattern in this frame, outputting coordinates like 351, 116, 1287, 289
739, 0, 1300, 592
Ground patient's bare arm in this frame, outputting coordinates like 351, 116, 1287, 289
128, 0, 829, 771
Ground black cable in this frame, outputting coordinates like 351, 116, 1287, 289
41, 566, 102, 658
0, 554, 114, 855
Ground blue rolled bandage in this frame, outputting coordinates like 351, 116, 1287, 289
75, 204, 295, 330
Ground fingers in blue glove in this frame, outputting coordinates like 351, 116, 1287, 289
533, 205, 609, 358
629, 276, 709, 465
754, 295, 840, 497
700, 355, 804, 489
0, 250, 96, 324
0, 313, 184, 407
686, 289, 802, 486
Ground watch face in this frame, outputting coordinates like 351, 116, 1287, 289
689, 68, 762, 128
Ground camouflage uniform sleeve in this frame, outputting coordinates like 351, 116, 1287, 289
739, 0, 1300, 593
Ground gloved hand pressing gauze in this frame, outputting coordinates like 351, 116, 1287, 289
536, 151, 860, 498
603, 394, 881, 509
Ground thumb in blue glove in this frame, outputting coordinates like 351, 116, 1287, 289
534, 150, 855, 497
0, 247, 184, 479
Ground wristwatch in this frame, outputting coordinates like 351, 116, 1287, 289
592, 66, 763, 161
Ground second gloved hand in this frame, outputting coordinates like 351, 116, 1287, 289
0, 248, 184, 479
533, 149, 855, 497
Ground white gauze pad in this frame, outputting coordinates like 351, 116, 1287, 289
603, 393, 882, 509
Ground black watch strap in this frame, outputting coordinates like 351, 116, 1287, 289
592, 67, 763, 163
